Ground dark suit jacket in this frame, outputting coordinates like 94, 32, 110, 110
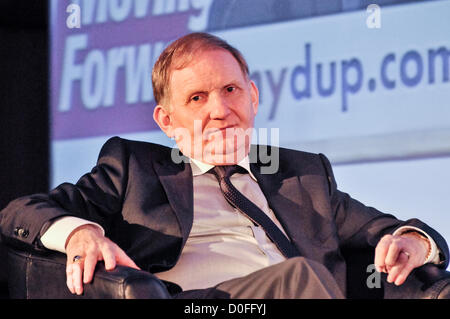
1, 136, 448, 295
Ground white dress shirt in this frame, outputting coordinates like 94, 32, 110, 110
154, 157, 288, 290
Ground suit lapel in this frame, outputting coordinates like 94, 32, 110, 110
251, 162, 331, 256
154, 156, 193, 244
153, 147, 332, 256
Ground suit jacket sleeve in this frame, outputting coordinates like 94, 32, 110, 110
318, 153, 449, 268
0, 136, 128, 251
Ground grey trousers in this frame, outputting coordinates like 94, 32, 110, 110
174, 257, 345, 299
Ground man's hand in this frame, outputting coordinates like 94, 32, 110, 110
65, 224, 140, 295
374, 232, 430, 286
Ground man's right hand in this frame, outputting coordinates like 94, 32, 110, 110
65, 224, 140, 295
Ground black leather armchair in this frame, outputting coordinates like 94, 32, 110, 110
6, 248, 172, 299
4, 246, 450, 299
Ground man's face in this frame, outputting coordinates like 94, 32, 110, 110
156, 49, 259, 164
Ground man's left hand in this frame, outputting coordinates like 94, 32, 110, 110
374, 232, 430, 286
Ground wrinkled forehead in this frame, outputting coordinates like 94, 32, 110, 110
173, 50, 247, 91
169, 46, 248, 81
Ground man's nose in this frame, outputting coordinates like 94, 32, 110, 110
209, 94, 231, 119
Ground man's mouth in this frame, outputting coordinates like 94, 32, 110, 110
203, 125, 236, 140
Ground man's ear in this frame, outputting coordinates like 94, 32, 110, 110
249, 80, 259, 115
153, 105, 174, 138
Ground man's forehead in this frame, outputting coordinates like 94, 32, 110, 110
172, 48, 237, 73
169, 49, 244, 87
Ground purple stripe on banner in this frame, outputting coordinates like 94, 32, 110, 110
51, 0, 199, 140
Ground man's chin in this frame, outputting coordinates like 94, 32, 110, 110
201, 147, 249, 165
200, 154, 236, 165
176, 139, 249, 165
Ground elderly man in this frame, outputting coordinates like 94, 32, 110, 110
0, 32, 448, 299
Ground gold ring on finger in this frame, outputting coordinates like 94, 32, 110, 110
72, 255, 83, 263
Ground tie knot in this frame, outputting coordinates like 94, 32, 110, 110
212, 165, 245, 180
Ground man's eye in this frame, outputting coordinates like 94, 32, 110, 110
191, 95, 201, 102
226, 86, 235, 93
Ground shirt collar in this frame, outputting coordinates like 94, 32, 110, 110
189, 156, 257, 181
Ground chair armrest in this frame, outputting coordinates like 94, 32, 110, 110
383, 263, 450, 299
7, 248, 172, 299
345, 248, 450, 299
